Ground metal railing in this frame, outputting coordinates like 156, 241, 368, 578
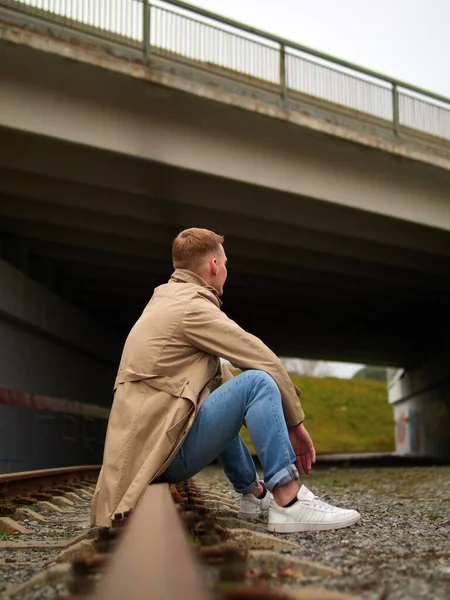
3, 0, 450, 141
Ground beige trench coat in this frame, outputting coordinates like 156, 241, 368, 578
91, 269, 304, 527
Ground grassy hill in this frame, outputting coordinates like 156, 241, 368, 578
240, 374, 395, 455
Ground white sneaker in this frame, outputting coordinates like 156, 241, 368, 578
267, 484, 360, 533
238, 486, 273, 519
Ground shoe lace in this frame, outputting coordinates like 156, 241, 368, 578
309, 496, 335, 512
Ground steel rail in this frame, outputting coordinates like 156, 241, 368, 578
0, 465, 100, 498
94, 483, 212, 600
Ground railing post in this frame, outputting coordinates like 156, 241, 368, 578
279, 43, 287, 100
143, 0, 151, 60
392, 83, 400, 136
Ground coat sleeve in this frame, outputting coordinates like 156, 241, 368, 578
182, 298, 305, 426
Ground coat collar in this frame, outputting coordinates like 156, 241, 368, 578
169, 269, 222, 307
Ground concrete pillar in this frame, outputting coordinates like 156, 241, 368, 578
388, 359, 450, 458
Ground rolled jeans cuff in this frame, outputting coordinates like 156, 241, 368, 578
234, 477, 259, 495
265, 464, 299, 492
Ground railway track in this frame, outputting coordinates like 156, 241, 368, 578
0, 466, 100, 598
0, 467, 100, 503
0, 467, 354, 600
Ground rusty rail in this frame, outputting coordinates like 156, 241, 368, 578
91, 481, 312, 600
94, 483, 212, 600
0, 465, 100, 499
0, 472, 341, 599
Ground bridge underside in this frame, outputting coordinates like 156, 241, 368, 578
1, 11, 450, 463
0, 24, 450, 370
1, 123, 450, 368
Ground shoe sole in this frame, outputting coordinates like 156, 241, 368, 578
267, 513, 360, 533
238, 509, 269, 520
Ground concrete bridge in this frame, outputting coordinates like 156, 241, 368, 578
0, 0, 449, 462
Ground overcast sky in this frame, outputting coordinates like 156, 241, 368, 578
189, 0, 450, 98
329, 362, 364, 378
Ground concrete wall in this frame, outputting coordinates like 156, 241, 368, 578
0, 404, 107, 472
0, 258, 121, 405
389, 359, 450, 458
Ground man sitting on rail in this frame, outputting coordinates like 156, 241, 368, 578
91, 228, 360, 532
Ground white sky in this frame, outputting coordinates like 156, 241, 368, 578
223, 359, 363, 379
328, 361, 364, 378
189, 0, 450, 98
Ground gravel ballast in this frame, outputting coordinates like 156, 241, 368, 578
1, 465, 448, 599
0, 494, 93, 597
198, 464, 450, 600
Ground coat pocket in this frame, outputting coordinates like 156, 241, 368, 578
166, 401, 194, 444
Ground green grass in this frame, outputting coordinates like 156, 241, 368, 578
19, 505, 39, 513
239, 374, 395, 455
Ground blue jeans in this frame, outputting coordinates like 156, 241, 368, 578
157, 370, 299, 494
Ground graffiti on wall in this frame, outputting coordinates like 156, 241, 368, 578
395, 408, 421, 454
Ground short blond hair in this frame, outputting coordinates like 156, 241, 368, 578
172, 228, 224, 270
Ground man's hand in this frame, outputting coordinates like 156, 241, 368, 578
288, 423, 316, 476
